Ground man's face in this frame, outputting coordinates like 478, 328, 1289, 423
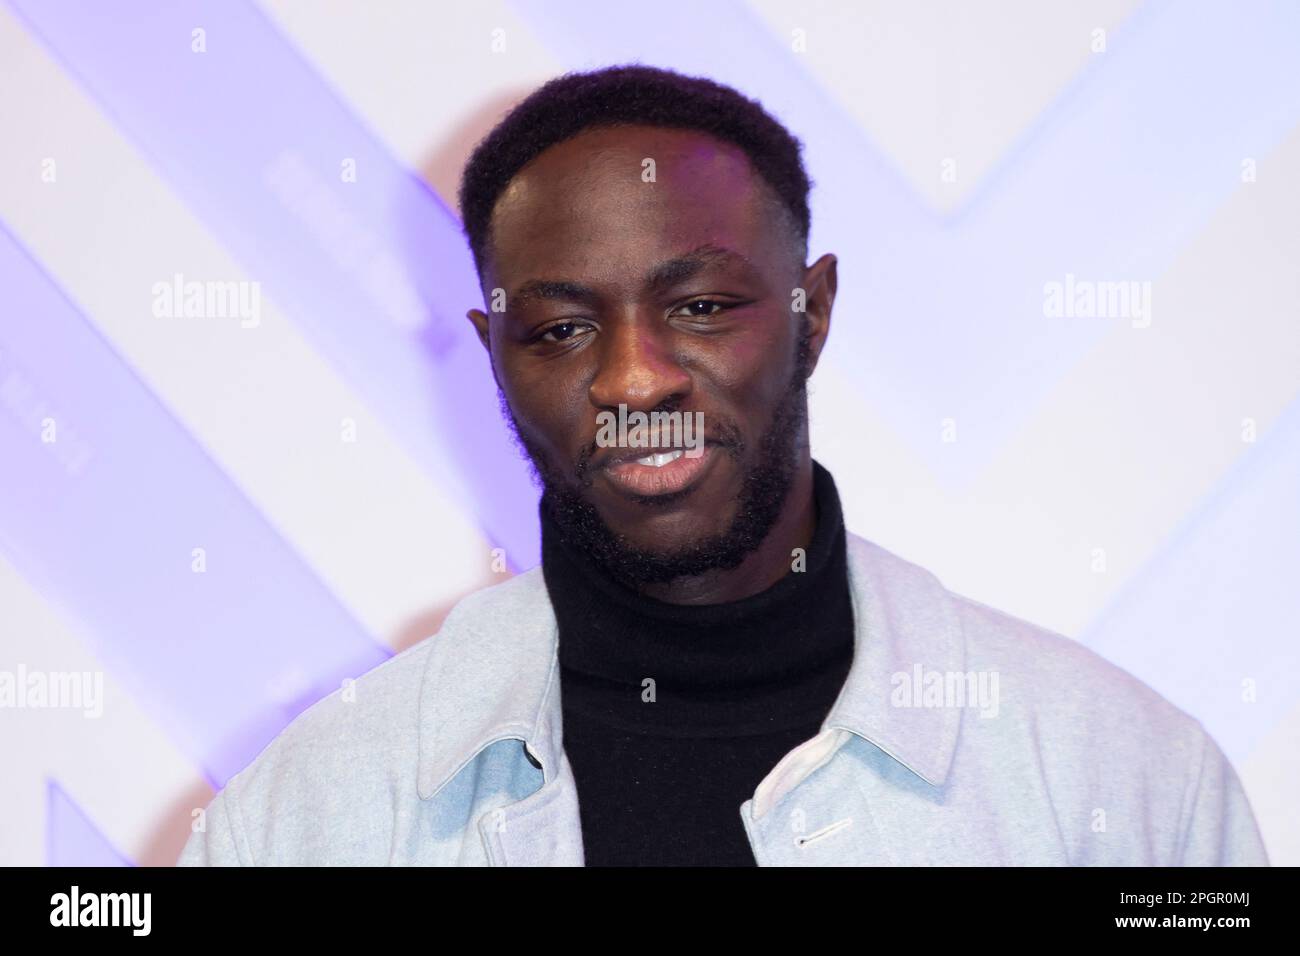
468, 124, 835, 584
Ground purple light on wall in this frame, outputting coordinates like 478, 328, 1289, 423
0, 224, 388, 785
9, 0, 540, 567
47, 780, 130, 867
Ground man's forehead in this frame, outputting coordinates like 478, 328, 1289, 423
492, 127, 761, 228
487, 220, 773, 300
484, 128, 780, 284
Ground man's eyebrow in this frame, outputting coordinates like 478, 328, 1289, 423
644, 244, 756, 293
509, 279, 600, 310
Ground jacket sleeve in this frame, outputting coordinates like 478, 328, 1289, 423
176, 787, 247, 866
1177, 724, 1269, 866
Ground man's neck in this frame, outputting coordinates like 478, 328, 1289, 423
636, 457, 817, 605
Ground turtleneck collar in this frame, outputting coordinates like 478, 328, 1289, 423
540, 460, 856, 737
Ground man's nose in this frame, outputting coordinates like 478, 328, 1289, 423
588, 321, 692, 412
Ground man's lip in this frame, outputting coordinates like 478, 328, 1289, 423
593, 439, 720, 470
600, 443, 720, 498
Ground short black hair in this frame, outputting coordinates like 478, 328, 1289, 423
457, 64, 813, 282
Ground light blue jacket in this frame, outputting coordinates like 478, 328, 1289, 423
177, 532, 1268, 866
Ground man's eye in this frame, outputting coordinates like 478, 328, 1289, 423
673, 299, 727, 318
535, 321, 590, 343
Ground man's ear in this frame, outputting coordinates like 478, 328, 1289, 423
800, 253, 837, 375
466, 308, 491, 353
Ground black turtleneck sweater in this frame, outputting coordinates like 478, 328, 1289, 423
540, 460, 856, 867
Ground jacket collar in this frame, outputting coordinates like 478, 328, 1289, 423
824, 533, 965, 786
417, 530, 966, 801
416, 568, 563, 800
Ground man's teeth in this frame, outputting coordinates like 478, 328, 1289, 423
634, 449, 686, 468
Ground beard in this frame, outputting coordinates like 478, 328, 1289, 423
501, 319, 814, 588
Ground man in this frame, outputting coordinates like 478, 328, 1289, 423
178, 65, 1267, 866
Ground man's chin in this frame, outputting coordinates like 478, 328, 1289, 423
599, 510, 735, 555
543, 487, 749, 585
589, 535, 757, 586
581, 469, 752, 541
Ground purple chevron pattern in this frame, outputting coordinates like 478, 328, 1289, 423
0, 0, 1295, 865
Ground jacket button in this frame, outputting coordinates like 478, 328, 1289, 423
523, 744, 542, 769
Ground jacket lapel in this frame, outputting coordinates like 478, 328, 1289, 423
416, 569, 584, 864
